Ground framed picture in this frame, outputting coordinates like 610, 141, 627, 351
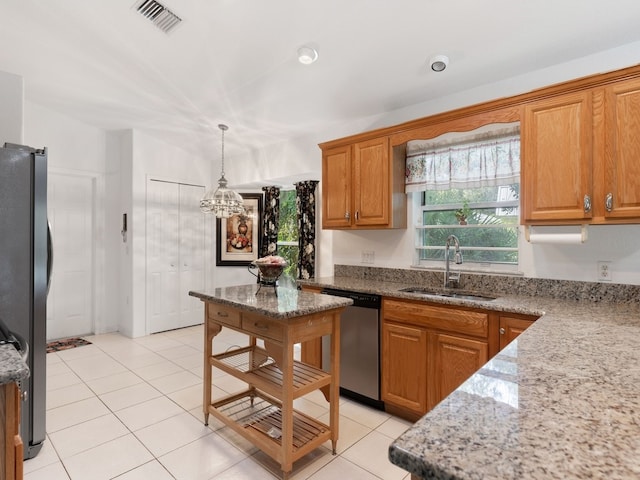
216, 193, 263, 266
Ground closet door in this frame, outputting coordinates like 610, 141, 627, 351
146, 180, 205, 334
147, 180, 180, 334
178, 184, 205, 328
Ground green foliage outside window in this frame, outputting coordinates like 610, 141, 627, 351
277, 190, 299, 280
419, 185, 519, 265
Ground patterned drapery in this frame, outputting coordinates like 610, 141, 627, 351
295, 181, 319, 280
405, 124, 520, 192
260, 186, 280, 258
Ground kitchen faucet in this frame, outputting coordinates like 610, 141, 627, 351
444, 234, 463, 288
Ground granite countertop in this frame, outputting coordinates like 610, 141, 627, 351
0, 344, 29, 385
189, 284, 352, 319
300, 273, 640, 479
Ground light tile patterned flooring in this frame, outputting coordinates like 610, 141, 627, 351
25, 325, 412, 480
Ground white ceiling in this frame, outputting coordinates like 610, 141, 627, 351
2, 0, 640, 156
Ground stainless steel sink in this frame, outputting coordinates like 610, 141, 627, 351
398, 287, 497, 301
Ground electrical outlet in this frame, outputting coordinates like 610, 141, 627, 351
361, 250, 375, 264
597, 261, 612, 282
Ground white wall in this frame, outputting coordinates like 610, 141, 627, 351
0, 70, 23, 144
227, 41, 640, 285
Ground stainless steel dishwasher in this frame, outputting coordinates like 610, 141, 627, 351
320, 288, 383, 409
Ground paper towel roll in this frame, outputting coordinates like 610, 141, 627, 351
525, 225, 587, 245
527, 232, 585, 244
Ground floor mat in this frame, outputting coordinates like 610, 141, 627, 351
46, 337, 92, 353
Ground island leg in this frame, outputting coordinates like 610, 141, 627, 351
330, 312, 341, 454
281, 332, 294, 476
203, 314, 221, 426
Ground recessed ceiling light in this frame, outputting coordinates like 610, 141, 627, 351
429, 55, 449, 72
297, 46, 319, 65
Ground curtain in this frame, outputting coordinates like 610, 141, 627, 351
405, 124, 520, 192
295, 180, 319, 280
260, 186, 280, 258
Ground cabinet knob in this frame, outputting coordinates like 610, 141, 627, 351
605, 193, 613, 212
583, 194, 591, 213
499, 327, 505, 335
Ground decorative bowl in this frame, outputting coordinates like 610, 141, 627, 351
252, 257, 288, 284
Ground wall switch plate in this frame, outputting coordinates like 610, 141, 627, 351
597, 261, 612, 282
361, 250, 375, 264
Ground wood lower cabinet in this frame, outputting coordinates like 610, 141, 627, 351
499, 314, 536, 350
381, 322, 428, 415
429, 333, 488, 410
299, 285, 324, 368
1, 382, 23, 480
381, 298, 491, 420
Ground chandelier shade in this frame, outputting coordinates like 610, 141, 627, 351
200, 124, 245, 218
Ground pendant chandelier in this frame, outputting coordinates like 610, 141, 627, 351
199, 124, 245, 218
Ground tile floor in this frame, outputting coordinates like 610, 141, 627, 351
24, 325, 413, 480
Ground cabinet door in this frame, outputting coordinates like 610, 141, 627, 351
322, 146, 352, 228
429, 333, 488, 409
522, 92, 593, 222
499, 315, 535, 350
381, 321, 427, 414
603, 78, 640, 219
353, 137, 390, 226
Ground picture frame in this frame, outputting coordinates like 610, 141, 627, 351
216, 193, 263, 266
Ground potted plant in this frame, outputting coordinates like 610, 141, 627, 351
455, 200, 471, 225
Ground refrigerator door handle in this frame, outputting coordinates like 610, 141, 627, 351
47, 220, 53, 295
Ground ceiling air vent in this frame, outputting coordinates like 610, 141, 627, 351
135, 0, 182, 34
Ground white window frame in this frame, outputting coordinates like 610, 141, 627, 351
412, 191, 521, 274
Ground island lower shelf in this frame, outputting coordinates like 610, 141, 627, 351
209, 388, 332, 464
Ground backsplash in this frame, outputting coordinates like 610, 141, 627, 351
333, 265, 640, 304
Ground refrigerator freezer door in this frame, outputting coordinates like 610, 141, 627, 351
0, 143, 47, 458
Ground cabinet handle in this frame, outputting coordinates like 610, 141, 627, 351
499, 327, 505, 335
345, 211, 350, 220
253, 322, 269, 330
217, 311, 228, 318
583, 194, 591, 213
355, 210, 360, 221
605, 193, 613, 212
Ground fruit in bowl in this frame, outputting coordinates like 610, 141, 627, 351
252, 255, 288, 283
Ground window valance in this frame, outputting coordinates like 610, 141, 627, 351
405, 124, 520, 192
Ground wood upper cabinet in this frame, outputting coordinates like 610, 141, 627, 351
600, 77, 640, 219
321, 136, 406, 229
322, 146, 352, 228
521, 91, 593, 222
522, 77, 640, 224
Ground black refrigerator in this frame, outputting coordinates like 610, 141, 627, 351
0, 142, 49, 459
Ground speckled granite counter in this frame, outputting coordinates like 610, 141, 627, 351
189, 284, 352, 317
0, 344, 29, 385
300, 268, 640, 479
